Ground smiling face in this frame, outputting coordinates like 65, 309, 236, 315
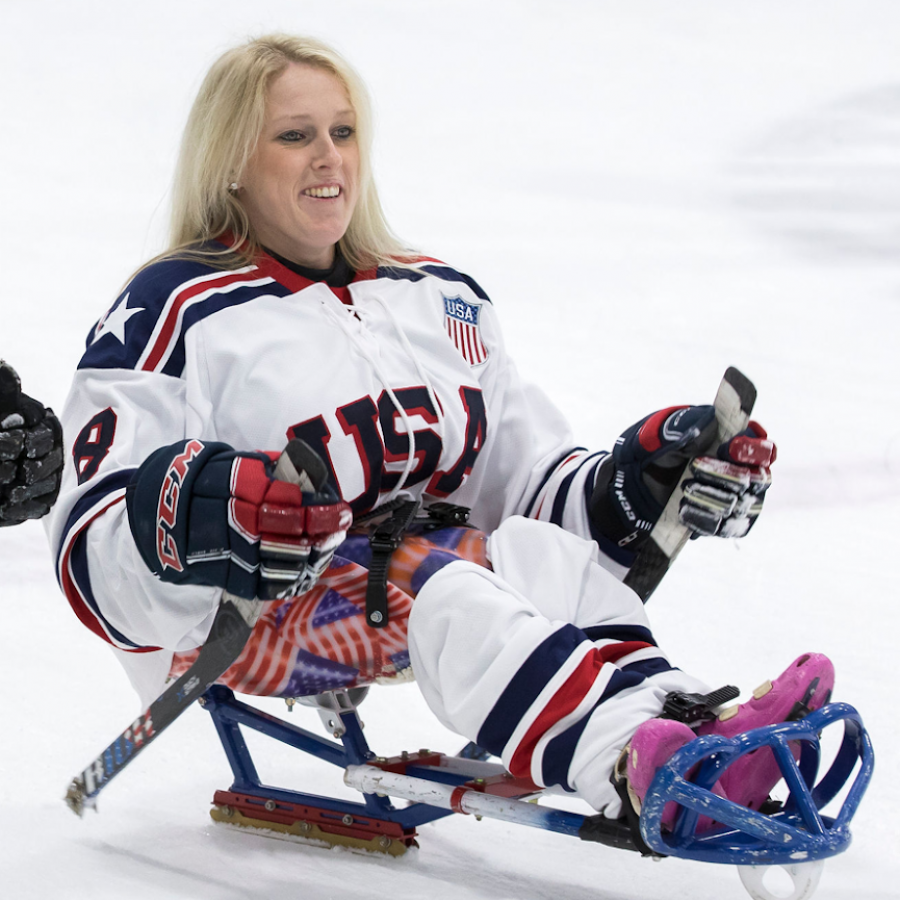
238, 62, 360, 269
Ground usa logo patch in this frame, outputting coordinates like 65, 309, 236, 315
443, 295, 488, 365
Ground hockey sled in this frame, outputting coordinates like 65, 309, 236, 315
200, 685, 872, 900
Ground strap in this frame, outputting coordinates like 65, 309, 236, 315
365, 499, 420, 628
608, 752, 664, 858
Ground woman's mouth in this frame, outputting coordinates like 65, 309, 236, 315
303, 185, 341, 198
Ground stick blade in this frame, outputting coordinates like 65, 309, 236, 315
721, 366, 757, 417
276, 438, 329, 491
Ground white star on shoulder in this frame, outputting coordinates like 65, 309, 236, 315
92, 293, 145, 345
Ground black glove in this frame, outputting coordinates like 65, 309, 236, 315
0, 361, 64, 526
590, 405, 775, 556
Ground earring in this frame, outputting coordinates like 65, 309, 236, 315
229, 182, 239, 192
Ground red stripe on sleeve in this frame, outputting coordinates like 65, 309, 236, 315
142, 270, 270, 372
60, 496, 161, 652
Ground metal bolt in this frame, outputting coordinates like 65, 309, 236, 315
378, 835, 392, 849
401, 751, 409, 760
299, 821, 312, 833
342, 814, 354, 825
369, 611, 384, 624
264, 800, 277, 812
220, 805, 234, 818
197, 696, 207, 707
418, 749, 430, 755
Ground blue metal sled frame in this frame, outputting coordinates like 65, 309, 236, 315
200, 686, 873, 866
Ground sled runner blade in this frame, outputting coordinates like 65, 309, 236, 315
210, 789, 416, 856
624, 367, 756, 602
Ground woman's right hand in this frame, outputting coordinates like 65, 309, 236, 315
125, 438, 352, 600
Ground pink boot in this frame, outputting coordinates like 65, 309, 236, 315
619, 717, 704, 830
621, 653, 834, 830
696, 652, 833, 811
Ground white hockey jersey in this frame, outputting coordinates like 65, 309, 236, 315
46, 248, 620, 701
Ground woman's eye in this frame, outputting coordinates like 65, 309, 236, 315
333, 126, 355, 141
278, 130, 306, 143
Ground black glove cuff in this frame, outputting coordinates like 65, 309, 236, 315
587, 459, 643, 566
589, 457, 651, 556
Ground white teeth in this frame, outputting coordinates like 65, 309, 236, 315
304, 185, 340, 198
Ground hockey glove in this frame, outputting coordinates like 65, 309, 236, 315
680, 421, 775, 538
589, 405, 775, 555
126, 439, 352, 600
0, 361, 63, 526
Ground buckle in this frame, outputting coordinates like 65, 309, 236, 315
369, 500, 421, 552
661, 685, 739, 725
369, 519, 408, 553
423, 502, 470, 528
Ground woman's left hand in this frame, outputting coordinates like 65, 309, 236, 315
589, 405, 776, 553
679, 420, 776, 538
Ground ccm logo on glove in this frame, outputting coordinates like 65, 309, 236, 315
156, 439, 204, 572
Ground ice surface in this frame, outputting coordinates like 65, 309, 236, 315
2, 2, 898, 898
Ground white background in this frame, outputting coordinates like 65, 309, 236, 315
1, 2, 898, 898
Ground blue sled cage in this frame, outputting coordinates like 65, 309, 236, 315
639, 702, 874, 865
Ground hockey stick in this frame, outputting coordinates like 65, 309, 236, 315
622, 367, 757, 603
65, 439, 326, 816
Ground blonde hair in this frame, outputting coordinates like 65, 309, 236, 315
168, 34, 409, 270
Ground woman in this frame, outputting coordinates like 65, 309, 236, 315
46, 34, 829, 824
